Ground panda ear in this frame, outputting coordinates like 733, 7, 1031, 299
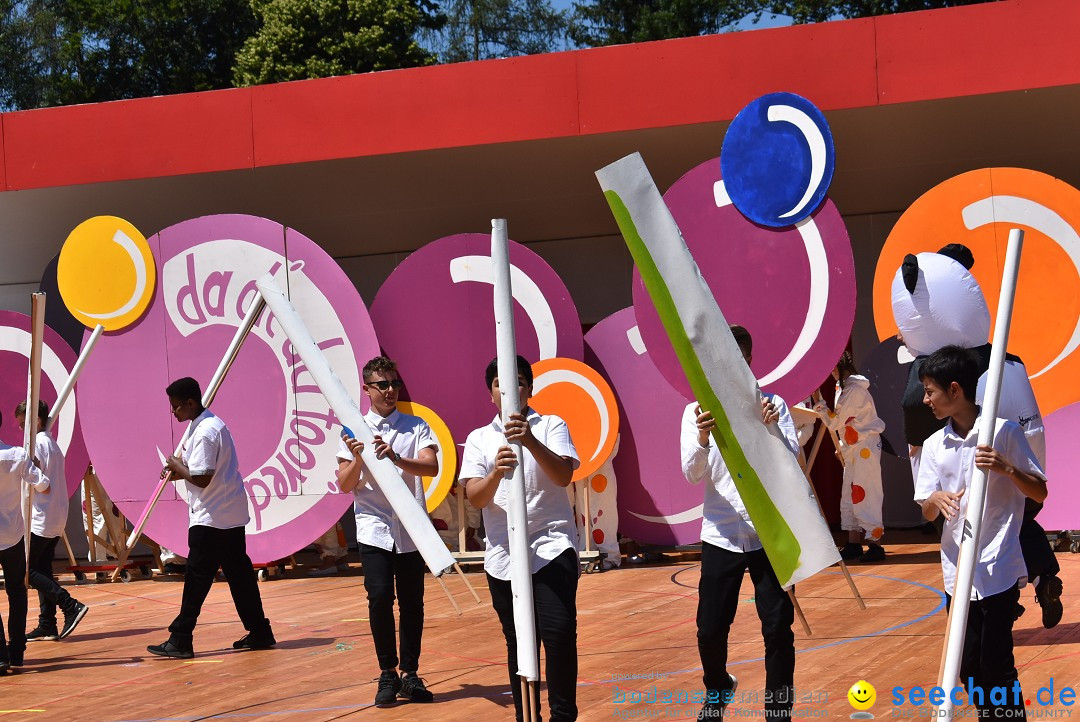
902, 254, 919, 294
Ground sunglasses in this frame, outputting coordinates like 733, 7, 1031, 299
367, 379, 404, 391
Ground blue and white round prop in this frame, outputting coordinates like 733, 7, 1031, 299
720, 92, 835, 228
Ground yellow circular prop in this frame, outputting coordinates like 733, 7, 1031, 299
57, 216, 156, 331
397, 400, 456, 513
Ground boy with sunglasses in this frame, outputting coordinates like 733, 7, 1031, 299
337, 356, 439, 707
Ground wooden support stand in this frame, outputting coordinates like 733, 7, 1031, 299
70, 467, 161, 582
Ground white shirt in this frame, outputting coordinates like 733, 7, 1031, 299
460, 409, 580, 581
183, 410, 249, 529
335, 408, 436, 554
681, 394, 800, 553
31, 432, 68, 539
0, 442, 50, 550
914, 415, 1044, 600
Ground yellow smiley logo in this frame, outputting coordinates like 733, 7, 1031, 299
848, 679, 876, 711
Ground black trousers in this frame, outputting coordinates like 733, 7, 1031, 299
1019, 501, 1059, 581
945, 584, 1026, 718
0, 539, 27, 664
167, 525, 271, 643
698, 542, 795, 718
487, 547, 579, 722
358, 543, 426, 672
28, 534, 77, 628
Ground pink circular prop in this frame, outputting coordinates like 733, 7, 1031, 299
77, 215, 378, 562
1041, 401, 1080, 532
0, 310, 90, 497
632, 158, 856, 403
584, 308, 702, 546
371, 233, 583, 448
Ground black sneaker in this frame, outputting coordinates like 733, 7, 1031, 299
860, 544, 886, 563
233, 631, 276, 650
375, 669, 402, 707
162, 563, 187, 575
399, 672, 434, 702
700, 673, 737, 719
59, 602, 88, 640
839, 543, 863, 560
147, 639, 195, 659
26, 625, 59, 642
1035, 574, 1064, 629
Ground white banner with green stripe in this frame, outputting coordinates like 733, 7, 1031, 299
596, 152, 839, 588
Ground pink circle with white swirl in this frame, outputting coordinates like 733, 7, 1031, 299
370, 233, 583, 448
0, 310, 90, 497
76, 215, 377, 562
585, 308, 702, 546
632, 158, 856, 403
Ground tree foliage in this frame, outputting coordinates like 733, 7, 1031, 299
776, 0, 996, 23
232, 0, 443, 86
0, 0, 257, 110
434, 0, 568, 63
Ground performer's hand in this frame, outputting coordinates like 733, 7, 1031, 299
974, 444, 1013, 476
342, 434, 364, 458
695, 405, 715, 447
372, 434, 393, 461
503, 413, 535, 446
927, 489, 965, 521
761, 398, 780, 425
164, 455, 187, 479
494, 445, 518, 474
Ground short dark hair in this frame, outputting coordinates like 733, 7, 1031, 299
363, 356, 398, 382
919, 345, 979, 402
166, 377, 202, 403
15, 400, 49, 424
836, 350, 858, 383
485, 355, 533, 389
730, 325, 752, 359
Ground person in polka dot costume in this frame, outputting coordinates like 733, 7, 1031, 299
814, 351, 887, 562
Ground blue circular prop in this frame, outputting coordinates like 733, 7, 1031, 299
720, 92, 835, 228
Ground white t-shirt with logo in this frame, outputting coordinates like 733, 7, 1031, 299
460, 409, 580, 581
335, 408, 436, 554
31, 431, 68, 539
183, 410, 250, 530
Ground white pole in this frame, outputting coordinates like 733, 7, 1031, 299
491, 219, 540, 683
46, 323, 104, 433
23, 292, 46, 586
255, 275, 456, 577
937, 229, 1024, 715
111, 293, 266, 579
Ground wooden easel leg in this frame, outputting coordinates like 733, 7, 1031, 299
788, 589, 812, 636
839, 561, 867, 610
457, 484, 467, 554
60, 530, 78, 570
436, 573, 462, 616
453, 562, 482, 605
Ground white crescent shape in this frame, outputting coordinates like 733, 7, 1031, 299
713, 180, 830, 387
0, 328, 76, 455
626, 325, 647, 355
961, 195, 1080, 379
74, 229, 148, 320
767, 104, 827, 220
628, 504, 704, 525
532, 368, 610, 463
449, 255, 558, 359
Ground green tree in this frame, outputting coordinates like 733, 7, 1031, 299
569, 0, 765, 47
775, 0, 996, 24
435, 0, 568, 63
233, 0, 443, 86
0, 0, 257, 110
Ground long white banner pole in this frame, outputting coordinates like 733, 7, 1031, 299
937, 229, 1024, 715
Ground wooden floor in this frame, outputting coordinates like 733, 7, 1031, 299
1, 537, 1077, 720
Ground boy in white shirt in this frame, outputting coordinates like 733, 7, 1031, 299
17, 400, 88, 642
461, 355, 580, 722
336, 356, 438, 707
147, 377, 274, 659
681, 325, 801, 721
914, 345, 1046, 718
0, 408, 51, 673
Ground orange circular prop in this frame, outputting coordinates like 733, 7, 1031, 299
529, 358, 620, 482
872, 168, 1080, 417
